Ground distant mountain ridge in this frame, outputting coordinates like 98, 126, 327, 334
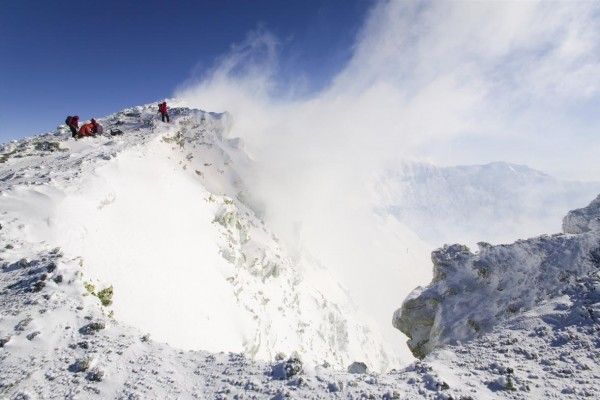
376, 161, 600, 246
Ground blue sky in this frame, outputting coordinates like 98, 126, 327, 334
0, 0, 371, 141
2, 1, 599, 180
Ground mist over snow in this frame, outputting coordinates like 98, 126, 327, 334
176, 1, 600, 178
174, 0, 600, 363
376, 161, 600, 247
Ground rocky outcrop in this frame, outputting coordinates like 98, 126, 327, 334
394, 194, 600, 358
563, 194, 600, 234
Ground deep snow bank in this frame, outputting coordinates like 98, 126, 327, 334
394, 193, 600, 358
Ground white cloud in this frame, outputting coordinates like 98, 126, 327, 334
174, 0, 600, 358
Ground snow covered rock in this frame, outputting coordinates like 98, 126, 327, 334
563, 193, 600, 234
86, 367, 105, 382
0, 336, 11, 347
394, 194, 600, 358
347, 361, 368, 374
79, 321, 106, 335
271, 354, 303, 380
69, 357, 91, 373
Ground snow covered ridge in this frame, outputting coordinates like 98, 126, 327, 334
2, 105, 600, 398
0, 103, 396, 373
394, 193, 600, 359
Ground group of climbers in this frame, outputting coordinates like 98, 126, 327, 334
65, 101, 170, 139
65, 116, 102, 139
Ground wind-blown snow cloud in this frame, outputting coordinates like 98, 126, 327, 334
177, 0, 600, 179
175, 0, 600, 356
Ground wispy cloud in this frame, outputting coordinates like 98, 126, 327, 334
175, 0, 600, 357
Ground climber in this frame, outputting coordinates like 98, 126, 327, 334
65, 116, 79, 138
77, 118, 102, 138
158, 101, 170, 123
77, 122, 95, 138
91, 118, 103, 135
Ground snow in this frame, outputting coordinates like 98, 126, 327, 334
0, 104, 403, 372
1, 102, 599, 399
394, 193, 600, 359
51, 136, 250, 354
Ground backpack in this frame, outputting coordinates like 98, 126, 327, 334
65, 116, 72, 126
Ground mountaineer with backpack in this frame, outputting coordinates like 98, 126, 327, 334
158, 101, 170, 122
65, 116, 79, 138
77, 118, 103, 138
91, 118, 103, 135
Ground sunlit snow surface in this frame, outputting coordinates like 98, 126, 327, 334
0, 105, 413, 371
1, 104, 600, 399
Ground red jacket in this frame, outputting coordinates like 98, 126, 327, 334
159, 102, 168, 115
69, 116, 79, 129
78, 123, 95, 137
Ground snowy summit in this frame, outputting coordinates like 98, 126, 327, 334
0, 104, 599, 399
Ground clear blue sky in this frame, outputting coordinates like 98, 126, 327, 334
0, 0, 371, 141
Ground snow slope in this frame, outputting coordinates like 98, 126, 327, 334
376, 161, 600, 246
0, 105, 396, 372
1, 169, 599, 399
1, 104, 600, 399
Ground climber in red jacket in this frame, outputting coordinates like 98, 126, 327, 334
78, 122, 95, 138
158, 101, 170, 123
77, 118, 102, 138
